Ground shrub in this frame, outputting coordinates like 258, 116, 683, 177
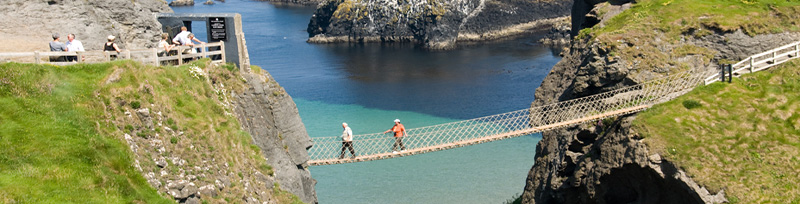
124, 125, 134, 133
170, 136, 178, 144
136, 131, 147, 138
682, 99, 702, 109
130, 101, 141, 109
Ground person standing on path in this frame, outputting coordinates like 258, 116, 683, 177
339, 123, 355, 159
65, 33, 84, 62
383, 119, 407, 153
49, 33, 67, 62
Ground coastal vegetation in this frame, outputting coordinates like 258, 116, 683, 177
634, 61, 800, 203
578, 0, 800, 70
0, 60, 301, 203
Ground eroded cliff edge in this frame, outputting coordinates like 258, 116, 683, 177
521, 1, 800, 203
306, 0, 572, 49
232, 70, 318, 204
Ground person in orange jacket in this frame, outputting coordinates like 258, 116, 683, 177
383, 119, 407, 153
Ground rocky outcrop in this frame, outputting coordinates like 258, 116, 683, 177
256, 0, 324, 6
538, 17, 571, 46
307, 0, 572, 49
170, 0, 196, 6
521, 0, 800, 203
0, 0, 171, 51
232, 71, 317, 204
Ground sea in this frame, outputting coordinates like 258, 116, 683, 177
171, 1, 561, 203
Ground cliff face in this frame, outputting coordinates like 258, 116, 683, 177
0, 0, 170, 51
307, 0, 571, 49
521, 1, 800, 203
232, 70, 318, 204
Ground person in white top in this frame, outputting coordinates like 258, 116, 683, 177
171, 26, 192, 45
172, 26, 205, 45
339, 122, 356, 159
158, 33, 175, 56
65, 33, 84, 61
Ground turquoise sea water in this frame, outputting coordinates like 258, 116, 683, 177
172, 1, 560, 203
296, 99, 541, 203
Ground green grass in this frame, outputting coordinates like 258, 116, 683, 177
633, 61, 800, 203
0, 61, 172, 203
577, 0, 800, 71
0, 60, 300, 203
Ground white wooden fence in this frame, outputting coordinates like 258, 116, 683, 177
705, 41, 800, 84
0, 41, 225, 66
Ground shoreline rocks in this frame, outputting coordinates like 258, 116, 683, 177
169, 0, 196, 6
306, 0, 572, 50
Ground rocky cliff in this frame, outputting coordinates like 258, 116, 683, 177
232, 69, 318, 204
0, 0, 170, 51
106, 61, 316, 204
521, 0, 800, 203
307, 0, 572, 49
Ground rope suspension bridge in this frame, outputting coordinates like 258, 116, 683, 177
308, 72, 701, 165
308, 40, 800, 166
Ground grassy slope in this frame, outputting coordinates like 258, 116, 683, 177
633, 62, 800, 203
0, 62, 172, 203
0, 60, 302, 203
575, 0, 800, 203
579, 0, 800, 70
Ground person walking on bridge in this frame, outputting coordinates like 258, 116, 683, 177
383, 119, 407, 153
339, 122, 355, 159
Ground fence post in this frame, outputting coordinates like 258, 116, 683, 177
33, 51, 40, 64
201, 43, 207, 59
125, 50, 131, 59
104, 51, 110, 62
177, 48, 183, 65
77, 52, 83, 63
219, 41, 226, 64
749, 57, 754, 73
720, 64, 725, 83
152, 48, 159, 66
727, 64, 733, 83
772, 51, 776, 64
